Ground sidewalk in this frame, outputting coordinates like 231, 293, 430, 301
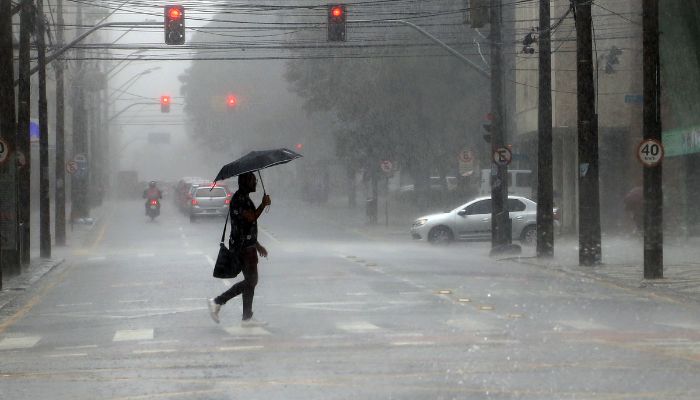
510, 235, 700, 304
0, 202, 108, 312
302, 196, 700, 303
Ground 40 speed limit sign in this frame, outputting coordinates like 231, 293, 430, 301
637, 139, 664, 167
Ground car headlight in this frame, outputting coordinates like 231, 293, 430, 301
412, 218, 428, 227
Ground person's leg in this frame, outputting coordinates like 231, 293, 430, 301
214, 248, 257, 307
240, 248, 259, 320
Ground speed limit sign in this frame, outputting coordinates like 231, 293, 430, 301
637, 139, 664, 167
0, 138, 9, 165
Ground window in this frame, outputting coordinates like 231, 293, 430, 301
466, 199, 492, 215
515, 172, 531, 187
196, 187, 227, 197
507, 198, 526, 212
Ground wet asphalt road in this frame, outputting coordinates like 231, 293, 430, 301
2, 199, 700, 399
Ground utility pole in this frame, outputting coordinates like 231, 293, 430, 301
36, 0, 51, 258
574, 0, 601, 266
0, 0, 20, 281
536, 0, 554, 257
72, 3, 89, 220
642, 0, 663, 278
17, 0, 33, 265
489, 0, 512, 253
55, 0, 66, 246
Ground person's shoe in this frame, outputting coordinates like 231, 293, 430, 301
241, 317, 268, 328
207, 298, 221, 324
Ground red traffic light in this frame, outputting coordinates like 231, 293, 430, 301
167, 6, 183, 20
331, 6, 343, 18
226, 94, 237, 108
161, 95, 171, 104
295, 143, 303, 151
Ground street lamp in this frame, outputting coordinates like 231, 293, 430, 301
109, 67, 161, 105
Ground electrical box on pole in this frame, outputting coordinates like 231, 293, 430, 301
164, 5, 185, 45
328, 4, 347, 42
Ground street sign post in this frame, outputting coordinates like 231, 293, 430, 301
637, 139, 664, 167
493, 147, 512, 166
66, 160, 78, 174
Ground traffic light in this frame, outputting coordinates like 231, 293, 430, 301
327, 4, 346, 42
482, 112, 493, 143
226, 94, 238, 110
164, 5, 185, 45
295, 143, 304, 151
469, 0, 490, 29
160, 95, 171, 113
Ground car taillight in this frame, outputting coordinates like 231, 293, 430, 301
225, 198, 231, 205
150, 200, 158, 205
191, 199, 198, 205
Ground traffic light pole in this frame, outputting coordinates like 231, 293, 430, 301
536, 0, 554, 257
489, 0, 513, 253
642, 0, 663, 279
575, 0, 602, 266
36, 0, 51, 258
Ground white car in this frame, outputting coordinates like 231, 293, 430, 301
410, 196, 557, 245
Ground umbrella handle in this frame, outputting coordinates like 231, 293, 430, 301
257, 171, 270, 213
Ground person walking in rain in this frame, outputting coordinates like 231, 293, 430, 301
208, 172, 271, 327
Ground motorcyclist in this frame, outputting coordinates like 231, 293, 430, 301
143, 181, 163, 215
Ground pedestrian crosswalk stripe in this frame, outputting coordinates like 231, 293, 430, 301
0, 336, 41, 350
44, 353, 87, 358
113, 329, 154, 342
337, 322, 380, 333
556, 320, 609, 331
224, 326, 271, 336
218, 345, 264, 352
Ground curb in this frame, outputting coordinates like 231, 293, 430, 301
503, 255, 700, 306
0, 258, 65, 312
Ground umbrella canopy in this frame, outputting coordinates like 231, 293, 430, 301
213, 148, 303, 183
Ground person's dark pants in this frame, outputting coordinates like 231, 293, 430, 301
214, 247, 258, 320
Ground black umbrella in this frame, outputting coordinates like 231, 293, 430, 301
212, 148, 303, 193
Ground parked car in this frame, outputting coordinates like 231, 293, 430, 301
410, 195, 559, 245
188, 185, 230, 222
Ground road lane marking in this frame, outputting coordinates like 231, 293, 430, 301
44, 353, 87, 358
391, 341, 435, 346
259, 227, 280, 244
337, 322, 380, 333
0, 336, 41, 350
132, 349, 177, 355
556, 320, 609, 331
55, 302, 93, 307
224, 326, 271, 336
205, 255, 215, 267
139, 340, 179, 345
113, 329, 154, 342
118, 299, 148, 304
55, 344, 98, 350
218, 345, 264, 352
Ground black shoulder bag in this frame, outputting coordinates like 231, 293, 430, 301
212, 212, 243, 279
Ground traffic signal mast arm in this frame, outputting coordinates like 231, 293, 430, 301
348, 18, 491, 79
13, 21, 162, 86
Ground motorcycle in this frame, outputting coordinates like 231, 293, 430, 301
146, 199, 161, 221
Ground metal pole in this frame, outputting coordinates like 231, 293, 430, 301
490, 0, 512, 253
17, 0, 33, 264
71, 3, 89, 220
536, 0, 554, 257
642, 0, 663, 278
575, 0, 602, 265
36, 0, 51, 258
0, 0, 20, 280
55, 0, 66, 246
